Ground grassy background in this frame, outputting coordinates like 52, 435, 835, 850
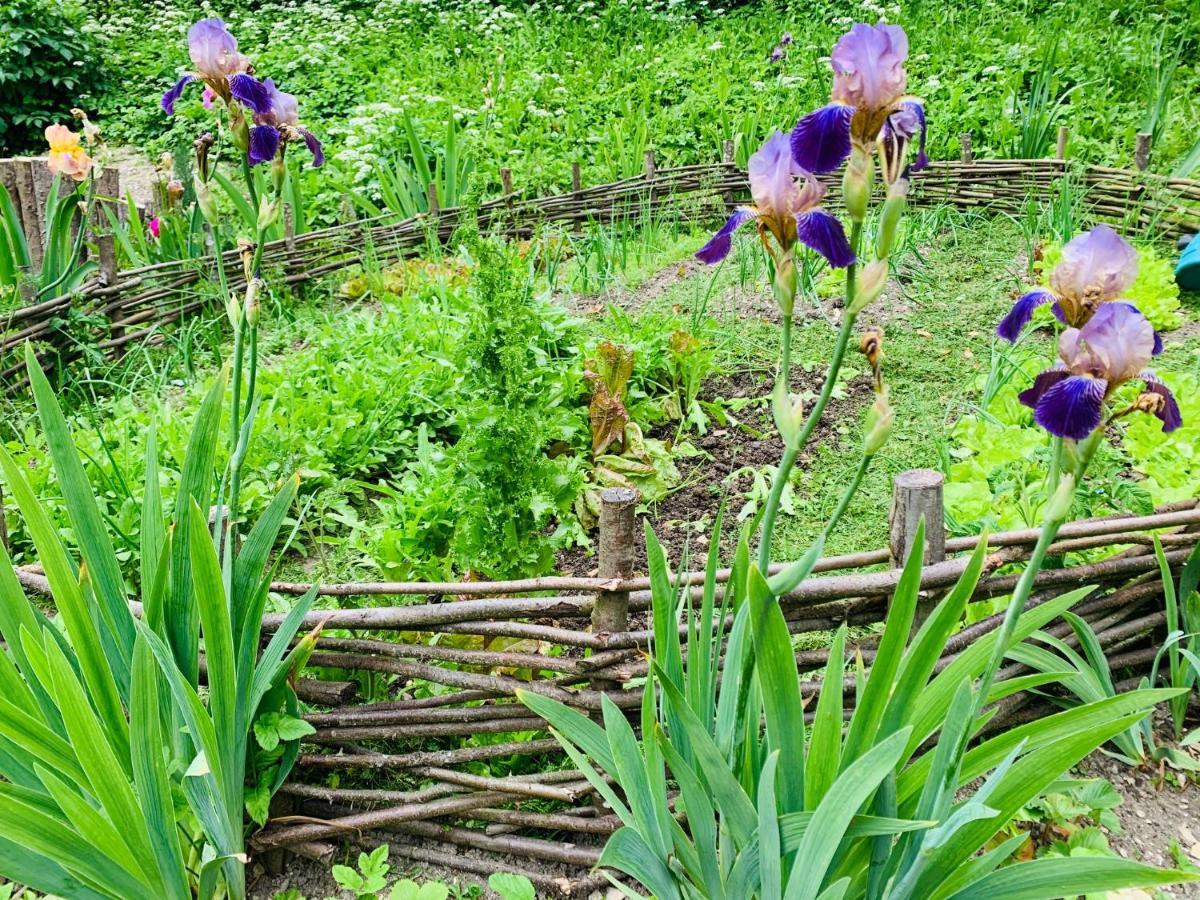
78, 0, 1200, 209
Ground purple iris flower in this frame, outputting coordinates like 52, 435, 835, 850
770, 32, 793, 61
790, 22, 927, 178
244, 77, 324, 167
1019, 302, 1180, 440
695, 131, 854, 268
161, 18, 252, 114
996, 226, 1157, 351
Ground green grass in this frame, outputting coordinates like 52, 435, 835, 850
75, 0, 1200, 224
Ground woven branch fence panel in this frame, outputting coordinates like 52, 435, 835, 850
3, 136, 1199, 393
12, 477, 1200, 895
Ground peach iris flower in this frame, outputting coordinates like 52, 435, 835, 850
45, 124, 93, 182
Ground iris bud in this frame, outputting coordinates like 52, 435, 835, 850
863, 388, 894, 455
848, 259, 888, 314
230, 107, 250, 152
1046, 472, 1077, 521
773, 254, 798, 316
244, 278, 263, 326
875, 182, 908, 259
773, 379, 804, 450
226, 292, 242, 329
842, 147, 874, 223
257, 194, 280, 232
271, 156, 287, 194
194, 176, 218, 223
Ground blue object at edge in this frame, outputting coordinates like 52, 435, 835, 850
1178, 235, 1200, 292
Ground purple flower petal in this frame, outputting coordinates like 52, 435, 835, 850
1066, 302, 1155, 386
830, 23, 909, 112
1034, 374, 1107, 440
1141, 373, 1182, 432
161, 74, 196, 115
1051, 301, 1066, 324
695, 208, 754, 264
1018, 367, 1070, 409
248, 125, 280, 165
897, 99, 928, 171
996, 289, 1055, 341
791, 104, 852, 175
1050, 225, 1138, 304
299, 128, 325, 167
229, 74, 273, 115
796, 209, 855, 268
188, 18, 247, 80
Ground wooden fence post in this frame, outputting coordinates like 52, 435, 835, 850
571, 161, 581, 194
93, 169, 120, 355
13, 159, 43, 271
889, 469, 945, 625
426, 182, 440, 217
643, 149, 657, 214
1056, 126, 1069, 161
959, 133, 973, 165
500, 167, 513, 197
1134, 132, 1152, 171
590, 485, 637, 711
592, 487, 637, 637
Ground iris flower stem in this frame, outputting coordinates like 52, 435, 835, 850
240, 153, 259, 210
226, 173, 269, 556
226, 226, 267, 549
756, 222, 863, 573
972, 430, 1099, 727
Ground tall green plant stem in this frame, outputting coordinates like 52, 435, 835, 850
973, 430, 1100, 717
756, 222, 863, 572
227, 225, 266, 544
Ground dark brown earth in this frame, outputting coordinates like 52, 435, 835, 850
556, 363, 874, 578
1077, 715, 1200, 898
247, 832, 621, 899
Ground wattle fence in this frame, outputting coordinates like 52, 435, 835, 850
13, 480, 1200, 895
3, 130, 1199, 393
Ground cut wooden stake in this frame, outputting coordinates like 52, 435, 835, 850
1134, 132, 1152, 171
889, 468, 946, 567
